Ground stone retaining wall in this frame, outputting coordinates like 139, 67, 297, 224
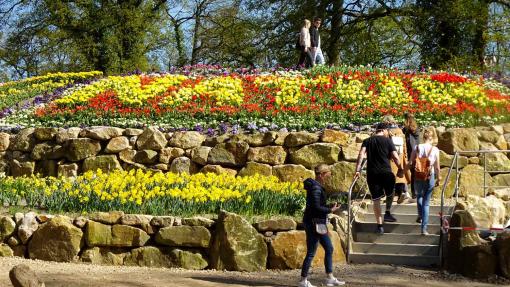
0, 210, 347, 270
0, 124, 509, 195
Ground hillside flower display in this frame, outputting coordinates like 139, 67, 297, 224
0, 71, 103, 111
0, 66, 509, 130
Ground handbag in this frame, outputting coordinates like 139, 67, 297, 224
313, 218, 328, 235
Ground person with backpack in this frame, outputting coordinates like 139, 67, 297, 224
409, 129, 441, 235
354, 122, 405, 234
297, 19, 312, 68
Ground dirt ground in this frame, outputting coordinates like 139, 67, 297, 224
1, 257, 508, 287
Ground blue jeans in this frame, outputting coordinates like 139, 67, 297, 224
300, 221, 333, 277
414, 176, 435, 232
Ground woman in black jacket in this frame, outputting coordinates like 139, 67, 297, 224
298, 164, 345, 287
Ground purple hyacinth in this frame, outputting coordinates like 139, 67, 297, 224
219, 122, 228, 134
194, 124, 204, 133
247, 122, 258, 131
231, 124, 239, 135
258, 127, 269, 133
206, 128, 215, 136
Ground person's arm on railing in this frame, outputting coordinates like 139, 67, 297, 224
354, 146, 366, 180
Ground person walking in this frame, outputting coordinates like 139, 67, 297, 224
382, 115, 412, 204
402, 113, 420, 198
298, 19, 312, 68
354, 123, 405, 234
409, 129, 440, 235
299, 164, 345, 287
310, 17, 325, 66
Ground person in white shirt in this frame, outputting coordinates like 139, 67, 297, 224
298, 19, 312, 68
409, 129, 441, 235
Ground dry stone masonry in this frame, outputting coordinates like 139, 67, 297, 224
0, 210, 347, 271
0, 124, 508, 195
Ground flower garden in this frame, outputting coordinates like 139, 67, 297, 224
0, 170, 304, 216
0, 66, 509, 217
1, 66, 509, 131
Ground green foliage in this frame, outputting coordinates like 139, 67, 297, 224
415, 0, 492, 71
0, 0, 509, 74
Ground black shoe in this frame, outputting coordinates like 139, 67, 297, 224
384, 212, 397, 222
416, 217, 422, 223
376, 226, 384, 234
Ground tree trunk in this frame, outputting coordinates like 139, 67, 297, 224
472, 0, 489, 70
326, 0, 344, 65
191, 16, 201, 65
173, 23, 187, 66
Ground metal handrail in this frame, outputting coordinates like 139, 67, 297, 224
346, 160, 367, 263
439, 152, 459, 267
439, 149, 510, 267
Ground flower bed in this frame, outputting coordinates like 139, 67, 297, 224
0, 71, 103, 117
0, 170, 304, 216
1, 66, 509, 131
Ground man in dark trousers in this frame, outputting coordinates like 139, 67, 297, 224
354, 123, 405, 234
309, 17, 324, 66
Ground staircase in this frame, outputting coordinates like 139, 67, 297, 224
349, 202, 454, 267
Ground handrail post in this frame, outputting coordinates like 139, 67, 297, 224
455, 153, 459, 202
483, 153, 487, 198
346, 160, 365, 264
439, 151, 458, 268
347, 182, 352, 263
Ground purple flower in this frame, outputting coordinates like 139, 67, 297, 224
279, 127, 288, 133
269, 123, 279, 130
247, 122, 258, 131
206, 128, 215, 136
258, 127, 269, 133
219, 122, 228, 134
194, 124, 204, 133
231, 124, 239, 135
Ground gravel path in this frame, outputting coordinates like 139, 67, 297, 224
1, 257, 508, 287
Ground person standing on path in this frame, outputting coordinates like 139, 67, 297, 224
409, 129, 440, 235
298, 19, 313, 68
309, 17, 325, 66
402, 113, 420, 198
354, 123, 405, 234
299, 164, 345, 287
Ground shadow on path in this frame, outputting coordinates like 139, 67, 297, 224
191, 276, 292, 286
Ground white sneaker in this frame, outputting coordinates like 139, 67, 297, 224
325, 277, 345, 286
397, 192, 411, 204
298, 279, 316, 287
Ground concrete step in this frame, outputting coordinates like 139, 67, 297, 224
354, 221, 441, 235
366, 204, 453, 215
357, 212, 441, 224
354, 232, 441, 245
349, 252, 439, 267
352, 242, 439, 256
